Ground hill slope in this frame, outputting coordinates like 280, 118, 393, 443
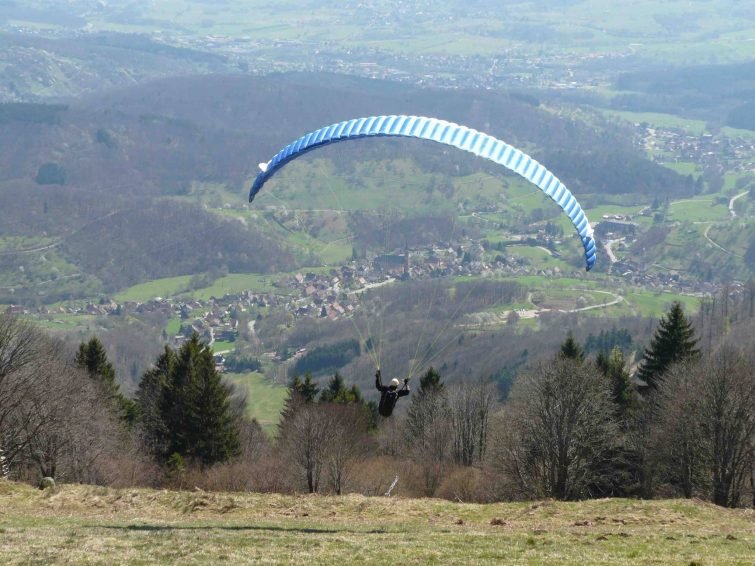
0, 482, 752, 564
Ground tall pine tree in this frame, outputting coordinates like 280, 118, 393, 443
139, 334, 240, 465
636, 302, 699, 391
76, 336, 137, 425
559, 332, 585, 362
596, 346, 637, 420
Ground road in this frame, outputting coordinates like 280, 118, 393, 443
603, 239, 623, 264
347, 277, 396, 296
0, 241, 60, 256
558, 290, 624, 314
728, 190, 749, 218
703, 223, 731, 255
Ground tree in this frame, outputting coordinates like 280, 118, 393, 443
637, 302, 700, 391
35, 162, 66, 185
493, 359, 617, 500
652, 361, 709, 498
279, 401, 330, 493
405, 367, 451, 495
136, 346, 176, 456
323, 403, 372, 495
653, 347, 754, 507
319, 372, 364, 404
279, 373, 319, 431
596, 347, 637, 421
0, 315, 47, 470
76, 337, 136, 425
449, 377, 496, 466
139, 335, 240, 465
17, 357, 118, 483
559, 332, 585, 362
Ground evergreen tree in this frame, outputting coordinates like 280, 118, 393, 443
137, 346, 176, 455
279, 373, 320, 434
319, 372, 364, 404
559, 332, 585, 362
637, 302, 700, 391
140, 334, 240, 465
76, 336, 137, 425
418, 366, 444, 393
291, 373, 320, 402
596, 347, 637, 420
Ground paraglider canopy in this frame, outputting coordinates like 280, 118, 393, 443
249, 115, 597, 271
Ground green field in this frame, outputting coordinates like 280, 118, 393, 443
192, 274, 293, 301
223, 371, 288, 432
115, 276, 194, 302
1, 482, 752, 564
668, 198, 730, 223
602, 110, 708, 135
52, 0, 755, 68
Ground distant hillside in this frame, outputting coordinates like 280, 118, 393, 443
0, 73, 690, 199
0, 31, 230, 102
0, 72, 693, 300
61, 202, 295, 292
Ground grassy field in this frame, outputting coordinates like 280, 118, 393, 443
0, 482, 752, 564
602, 110, 709, 135
192, 274, 293, 301
115, 276, 194, 302
223, 371, 288, 432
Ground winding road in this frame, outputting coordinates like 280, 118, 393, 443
728, 190, 749, 218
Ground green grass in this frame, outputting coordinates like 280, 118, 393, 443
662, 161, 700, 177
223, 371, 288, 432
192, 274, 293, 301
212, 340, 236, 353
668, 198, 730, 223
115, 276, 193, 302
621, 290, 700, 318
0, 482, 752, 564
165, 317, 182, 337
601, 110, 708, 135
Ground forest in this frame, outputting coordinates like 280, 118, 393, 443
1, 287, 752, 509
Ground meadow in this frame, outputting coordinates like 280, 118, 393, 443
0, 482, 752, 564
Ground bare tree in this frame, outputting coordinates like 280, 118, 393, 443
449, 378, 496, 466
698, 347, 754, 507
404, 373, 451, 496
323, 404, 372, 494
278, 398, 331, 493
653, 347, 754, 507
652, 361, 709, 498
16, 356, 120, 483
0, 318, 64, 472
492, 359, 617, 500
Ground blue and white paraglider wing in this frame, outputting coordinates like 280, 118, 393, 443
250, 115, 597, 271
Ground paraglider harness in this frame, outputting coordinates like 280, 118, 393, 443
375, 369, 410, 417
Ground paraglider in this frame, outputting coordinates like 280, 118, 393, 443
249, 115, 597, 271
374, 369, 410, 417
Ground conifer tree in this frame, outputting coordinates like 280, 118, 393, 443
637, 302, 700, 391
279, 373, 320, 434
418, 366, 444, 393
596, 347, 637, 420
140, 335, 240, 465
137, 345, 176, 455
320, 372, 365, 404
559, 332, 585, 362
76, 336, 137, 425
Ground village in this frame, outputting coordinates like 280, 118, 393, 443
6, 213, 728, 360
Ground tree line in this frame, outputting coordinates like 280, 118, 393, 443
0, 297, 752, 508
